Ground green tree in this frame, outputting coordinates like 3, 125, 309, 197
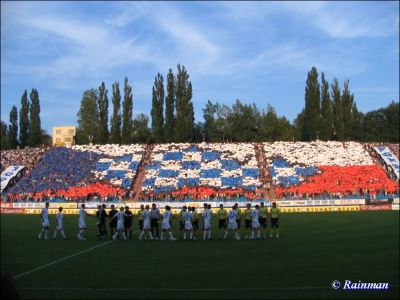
202, 100, 218, 142
98, 82, 109, 144
331, 78, 344, 140
226, 100, 261, 142
175, 64, 194, 142
320, 72, 333, 140
193, 122, 205, 142
384, 101, 399, 142
132, 113, 152, 144
28, 89, 42, 146
1, 120, 9, 150
259, 104, 295, 142
361, 101, 399, 143
303, 66, 321, 141
351, 103, 364, 141
41, 129, 52, 146
294, 109, 305, 141
341, 80, 353, 140
76, 89, 100, 144
8, 106, 18, 149
164, 69, 175, 142
151, 73, 165, 143
276, 116, 296, 141
260, 104, 286, 141
19, 90, 30, 148
121, 77, 133, 144
215, 104, 232, 142
110, 81, 122, 144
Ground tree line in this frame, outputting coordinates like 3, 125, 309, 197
75, 64, 195, 144
1, 65, 398, 150
295, 66, 399, 142
1, 89, 51, 150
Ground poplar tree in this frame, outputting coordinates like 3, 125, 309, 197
98, 82, 109, 144
19, 90, 30, 148
1, 120, 9, 150
303, 66, 321, 141
175, 64, 194, 142
28, 89, 42, 146
121, 77, 133, 144
151, 73, 165, 143
110, 81, 122, 144
164, 69, 175, 142
320, 72, 333, 140
8, 106, 18, 149
331, 78, 344, 140
341, 80, 353, 140
76, 89, 100, 144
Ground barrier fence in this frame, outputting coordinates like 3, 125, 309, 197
1, 198, 398, 214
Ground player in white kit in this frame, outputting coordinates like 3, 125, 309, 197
160, 206, 176, 241
38, 202, 50, 239
77, 203, 91, 240
202, 203, 212, 240
250, 205, 261, 240
183, 207, 194, 240
224, 206, 240, 240
53, 207, 67, 239
110, 207, 128, 240
138, 205, 154, 240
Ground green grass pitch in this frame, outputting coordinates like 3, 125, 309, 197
1, 211, 399, 299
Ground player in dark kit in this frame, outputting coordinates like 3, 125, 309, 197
217, 204, 227, 238
191, 207, 199, 240
179, 206, 187, 240
124, 206, 133, 239
150, 203, 160, 240
97, 204, 108, 239
244, 203, 252, 239
259, 202, 268, 239
137, 204, 145, 231
234, 203, 242, 230
108, 205, 118, 238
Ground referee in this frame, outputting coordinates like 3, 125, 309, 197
150, 203, 160, 240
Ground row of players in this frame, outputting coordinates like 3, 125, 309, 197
38, 202, 281, 241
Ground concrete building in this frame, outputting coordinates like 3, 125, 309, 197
52, 126, 76, 146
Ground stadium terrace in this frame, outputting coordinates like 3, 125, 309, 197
1, 141, 399, 204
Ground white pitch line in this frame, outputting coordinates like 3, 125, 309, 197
14, 241, 112, 280
17, 287, 331, 291
18, 285, 400, 292
14, 230, 141, 280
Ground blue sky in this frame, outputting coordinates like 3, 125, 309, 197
1, 1, 399, 133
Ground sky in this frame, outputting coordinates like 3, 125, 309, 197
1, 1, 399, 134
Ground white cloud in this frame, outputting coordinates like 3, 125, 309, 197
281, 1, 399, 38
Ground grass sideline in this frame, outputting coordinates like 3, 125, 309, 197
1, 211, 399, 299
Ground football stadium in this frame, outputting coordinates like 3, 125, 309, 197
1, 142, 399, 299
1, 1, 399, 300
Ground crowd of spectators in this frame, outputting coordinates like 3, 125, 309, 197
140, 143, 262, 199
72, 144, 145, 190
263, 141, 398, 200
3, 144, 145, 201
387, 143, 399, 160
0, 147, 48, 174
2, 141, 398, 203
367, 143, 399, 181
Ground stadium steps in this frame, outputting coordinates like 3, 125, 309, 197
131, 144, 154, 201
253, 143, 270, 200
